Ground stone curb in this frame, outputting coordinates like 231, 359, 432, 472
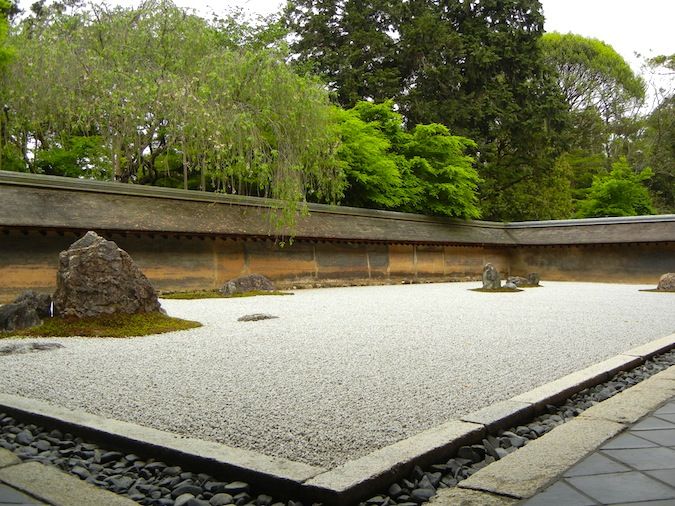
455, 364, 675, 501
0, 393, 325, 500
0, 447, 20, 469
0, 461, 138, 506
304, 420, 484, 505
0, 333, 673, 505
457, 417, 626, 499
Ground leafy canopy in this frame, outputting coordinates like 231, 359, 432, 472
576, 157, 655, 218
335, 101, 481, 219
1, 0, 343, 230
286, 0, 570, 221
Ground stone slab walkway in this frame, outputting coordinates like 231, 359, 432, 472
523, 397, 675, 506
0, 448, 136, 506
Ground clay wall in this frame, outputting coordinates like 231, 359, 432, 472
0, 172, 674, 302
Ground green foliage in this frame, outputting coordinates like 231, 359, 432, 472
287, 0, 570, 221
2, 312, 201, 338
399, 123, 481, 218
642, 95, 675, 212
639, 55, 675, 213
576, 157, 656, 218
335, 101, 481, 218
485, 155, 574, 222
333, 106, 403, 209
1, 0, 342, 231
540, 33, 645, 121
285, 0, 400, 107
0, 0, 13, 68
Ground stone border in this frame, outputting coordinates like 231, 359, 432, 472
0, 333, 673, 505
0, 448, 136, 506
450, 365, 675, 502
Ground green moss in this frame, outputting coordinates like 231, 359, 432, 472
161, 290, 293, 300
1, 312, 201, 338
639, 289, 675, 293
469, 287, 523, 293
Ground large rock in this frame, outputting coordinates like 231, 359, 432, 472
53, 231, 161, 318
507, 273, 541, 287
656, 273, 675, 292
482, 263, 501, 290
220, 274, 275, 296
527, 272, 540, 286
507, 276, 529, 287
0, 291, 52, 332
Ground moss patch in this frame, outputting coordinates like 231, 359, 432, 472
469, 287, 523, 293
161, 290, 293, 300
639, 289, 675, 293
1, 312, 201, 338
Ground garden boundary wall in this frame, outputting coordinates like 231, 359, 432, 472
0, 171, 674, 302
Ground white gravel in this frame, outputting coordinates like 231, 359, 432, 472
0, 282, 673, 468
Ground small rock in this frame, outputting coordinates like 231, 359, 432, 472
15, 430, 34, 445
387, 483, 403, 498
410, 488, 435, 503
186, 499, 210, 506
223, 481, 249, 494
163, 466, 182, 476
71, 466, 90, 480
457, 446, 483, 464
237, 314, 278, 322
172, 485, 203, 498
209, 493, 234, 506
256, 495, 273, 506
100, 451, 123, 464
174, 494, 196, 506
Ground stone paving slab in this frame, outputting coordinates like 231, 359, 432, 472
520, 481, 597, 506
459, 418, 625, 499
523, 396, 675, 506
429, 487, 519, 505
0, 450, 19, 470
0, 483, 46, 506
579, 374, 675, 425
565, 471, 675, 504
0, 462, 137, 506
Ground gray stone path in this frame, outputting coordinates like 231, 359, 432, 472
523, 397, 675, 506
0, 484, 45, 506
0, 448, 136, 506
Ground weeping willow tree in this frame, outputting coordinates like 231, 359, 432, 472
1, 0, 344, 230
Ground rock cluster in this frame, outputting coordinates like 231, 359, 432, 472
220, 274, 275, 296
53, 231, 161, 318
0, 291, 52, 332
656, 273, 675, 292
481, 264, 501, 290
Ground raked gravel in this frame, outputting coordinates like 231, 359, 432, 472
0, 281, 673, 468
